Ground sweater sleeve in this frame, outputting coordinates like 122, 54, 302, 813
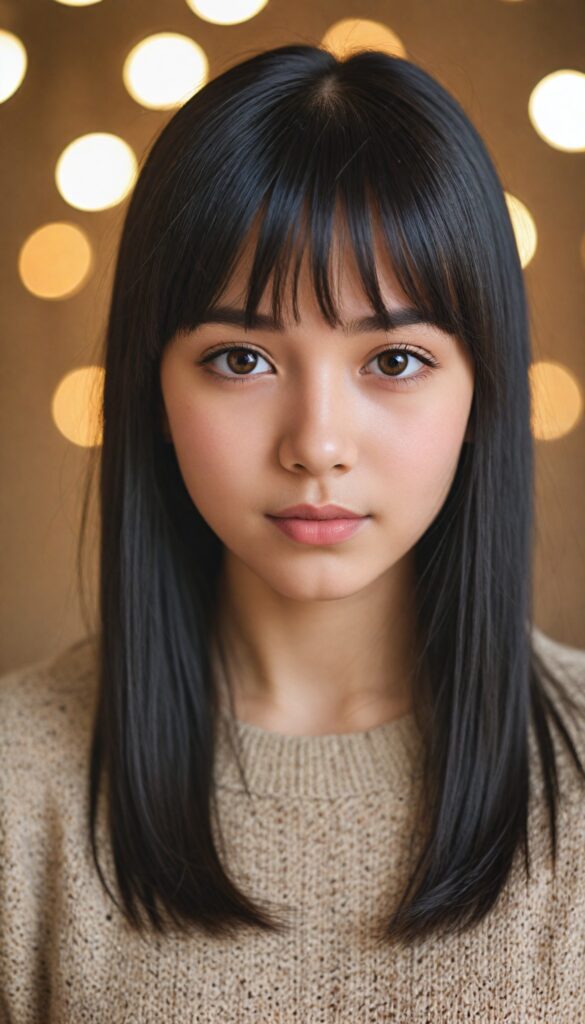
0, 656, 62, 1024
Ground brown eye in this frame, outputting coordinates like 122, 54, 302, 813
377, 350, 410, 377
225, 349, 259, 375
365, 345, 436, 387
200, 345, 271, 381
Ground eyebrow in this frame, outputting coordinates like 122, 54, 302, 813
196, 304, 440, 336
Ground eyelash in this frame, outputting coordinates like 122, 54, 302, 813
197, 342, 439, 388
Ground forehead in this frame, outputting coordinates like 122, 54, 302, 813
214, 206, 414, 330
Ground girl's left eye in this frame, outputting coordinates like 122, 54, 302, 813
197, 343, 439, 388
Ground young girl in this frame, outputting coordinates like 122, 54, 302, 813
2, 43, 585, 1023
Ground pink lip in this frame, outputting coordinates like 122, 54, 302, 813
270, 503, 364, 520
266, 515, 370, 546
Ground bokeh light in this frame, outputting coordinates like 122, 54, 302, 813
505, 192, 538, 268
123, 33, 208, 110
55, 133, 137, 211
530, 360, 583, 441
321, 18, 406, 59
185, 0, 269, 25
18, 223, 93, 299
52, 367, 104, 447
528, 70, 585, 152
0, 30, 27, 104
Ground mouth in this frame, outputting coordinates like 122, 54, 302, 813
269, 503, 366, 520
266, 513, 371, 546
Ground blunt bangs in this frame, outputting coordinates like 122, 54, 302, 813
126, 47, 518, 415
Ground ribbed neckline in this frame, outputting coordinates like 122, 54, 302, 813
213, 704, 424, 797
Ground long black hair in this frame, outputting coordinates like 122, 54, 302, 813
77, 43, 585, 948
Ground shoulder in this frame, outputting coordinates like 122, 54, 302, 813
0, 635, 99, 779
531, 624, 585, 708
0, 639, 100, 1018
529, 624, 585, 797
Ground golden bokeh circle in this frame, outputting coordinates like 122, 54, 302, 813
0, 29, 27, 103
530, 360, 583, 441
185, 0, 269, 25
528, 70, 585, 152
19, 222, 92, 299
504, 192, 538, 268
52, 366, 104, 447
321, 18, 407, 60
55, 133, 137, 212
123, 33, 208, 110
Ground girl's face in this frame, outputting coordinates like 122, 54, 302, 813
159, 229, 475, 603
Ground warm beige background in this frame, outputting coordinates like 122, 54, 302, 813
1, 0, 584, 674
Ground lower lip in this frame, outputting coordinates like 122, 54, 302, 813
266, 515, 370, 545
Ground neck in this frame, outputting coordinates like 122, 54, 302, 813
210, 552, 418, 735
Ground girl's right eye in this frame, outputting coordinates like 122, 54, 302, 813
199, 345, 270, 383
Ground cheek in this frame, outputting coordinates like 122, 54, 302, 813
169, 403, 263, 517
375, 395, 470, 518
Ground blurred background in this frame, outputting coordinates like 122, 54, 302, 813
0, 0, 584, 673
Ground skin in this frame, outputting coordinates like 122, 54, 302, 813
159, 218, 475, 736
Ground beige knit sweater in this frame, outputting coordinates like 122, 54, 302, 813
1, 626, 585, 1023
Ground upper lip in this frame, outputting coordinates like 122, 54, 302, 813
268, 503, 367, 520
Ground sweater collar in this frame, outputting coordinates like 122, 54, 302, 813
213, 706, 424, 797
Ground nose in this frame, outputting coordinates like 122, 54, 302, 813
276, 368, 359, 475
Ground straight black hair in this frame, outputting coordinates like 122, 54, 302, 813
78, 43, 585, 948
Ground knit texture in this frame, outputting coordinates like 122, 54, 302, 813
1, 626, 585, 1023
